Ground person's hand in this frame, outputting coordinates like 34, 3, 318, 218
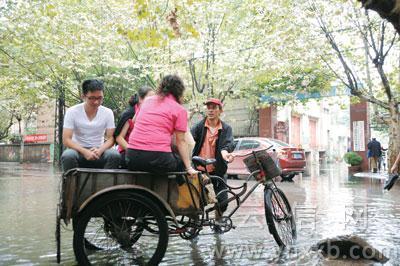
90, 147, 103, 158
82, 148, 99, 161
186, 166, 198, 177
222, 152, 235, 163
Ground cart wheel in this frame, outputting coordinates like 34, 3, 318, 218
72, 220, 105, 251
264, 187, 296, 247
73, 191, 169, 265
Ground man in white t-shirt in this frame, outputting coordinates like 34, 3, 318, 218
61, 79, 120, 172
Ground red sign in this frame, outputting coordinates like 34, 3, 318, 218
24, 134, 48, 143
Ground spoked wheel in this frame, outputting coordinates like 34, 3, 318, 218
73, 191, 168, 265
72, 220, 106, 251
264, 187, 296, 247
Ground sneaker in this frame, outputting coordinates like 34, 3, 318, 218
384, 174, 399, 191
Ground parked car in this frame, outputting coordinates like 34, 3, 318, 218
227, 137, 306, 180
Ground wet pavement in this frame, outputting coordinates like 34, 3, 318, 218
0, 162, 399, 265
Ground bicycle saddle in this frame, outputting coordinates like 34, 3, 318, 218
192, 156, 216, 168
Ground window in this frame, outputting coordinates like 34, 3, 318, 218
238, 140, 260, 150
267, 138, 290, 147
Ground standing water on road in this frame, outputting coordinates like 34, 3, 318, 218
0, 161, 399, 265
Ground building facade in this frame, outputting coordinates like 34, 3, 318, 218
224, 97, 350, 165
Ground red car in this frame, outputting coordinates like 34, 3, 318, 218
227, 137, 306, 179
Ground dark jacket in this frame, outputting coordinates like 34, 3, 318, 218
367, 139, 382, 157
191, 118, 234, 177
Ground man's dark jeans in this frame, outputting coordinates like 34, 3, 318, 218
210, 173, 228, 213
61, 148, 121, 172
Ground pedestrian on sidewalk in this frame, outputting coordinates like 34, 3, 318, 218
367, 138, 382, 173
379, 147, 388, 172
367, 148, 372, 170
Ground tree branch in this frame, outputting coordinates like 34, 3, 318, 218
320, 55, 350, 88
0, 47, 45, 80
313, 1, 389, 110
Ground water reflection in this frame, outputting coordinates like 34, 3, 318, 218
189, 238, 207, 266
0, 162, 400, 265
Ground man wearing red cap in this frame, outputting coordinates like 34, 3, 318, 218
191, 98, 234, 231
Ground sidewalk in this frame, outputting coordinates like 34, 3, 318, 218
353, 171, 388, 180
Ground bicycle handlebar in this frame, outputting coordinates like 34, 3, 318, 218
233, 145, 273, 158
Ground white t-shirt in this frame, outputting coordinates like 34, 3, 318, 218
63, 103, 115, 148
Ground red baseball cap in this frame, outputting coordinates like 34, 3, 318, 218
204, 98, 223, 107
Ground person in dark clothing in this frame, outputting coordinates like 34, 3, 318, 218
114, 86, 154, 140
191, 98, 234, 230
114, 86, 154, 167
367, 138, 382, 173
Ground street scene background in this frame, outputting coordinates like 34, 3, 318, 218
1, 161, 399, 265
2, 0, 400, 265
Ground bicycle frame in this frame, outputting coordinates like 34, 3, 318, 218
201, 170, 257, 219
199, 146, 287, 225
203, 170, 283, 220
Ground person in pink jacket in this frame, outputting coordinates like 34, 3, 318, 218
126, 75, 196, 176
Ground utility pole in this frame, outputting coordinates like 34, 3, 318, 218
17, 117, 24, 163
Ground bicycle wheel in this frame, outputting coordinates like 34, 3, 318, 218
264, 187, 296, 247
73, 190, 168, 265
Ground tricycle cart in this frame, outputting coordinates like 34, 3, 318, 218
56, 149, 296, 265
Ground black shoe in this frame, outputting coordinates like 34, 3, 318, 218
212, 224, 223, 234
384, 174, 399, 191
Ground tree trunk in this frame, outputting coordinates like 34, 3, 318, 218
18, 118, 24, 164
388, 102, 400, 171
358, 0, 400, 35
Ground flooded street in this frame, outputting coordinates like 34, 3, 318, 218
0, 161, 399, 265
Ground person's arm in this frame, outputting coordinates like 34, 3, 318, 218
175, 131, 197, 176
220, 125, 235, 162
95, 128, 115, 156
391, 151, 400, 173
115, 121, 130, 151
63, 128, 98, 160
114, 108, 134, 138
92, 109, 116, 157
